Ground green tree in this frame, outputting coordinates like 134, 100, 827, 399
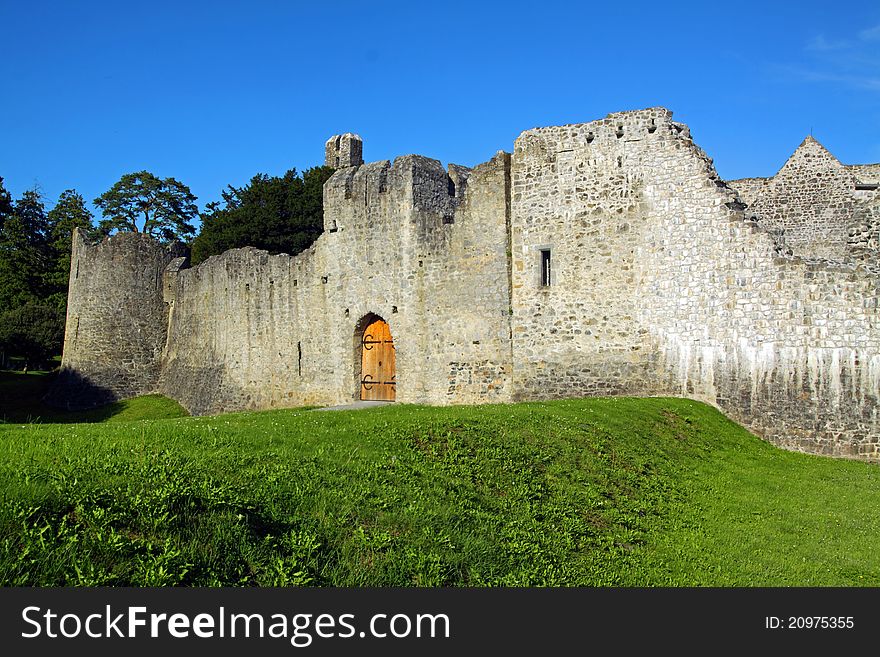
0, 302, 65, 369
94, 171, 197, 242
45, 189, 95, 309
191, 166, 333, 265
0, 177, 12, 232
0, 189, 50, 311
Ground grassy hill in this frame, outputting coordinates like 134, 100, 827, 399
1, 372, 879, 586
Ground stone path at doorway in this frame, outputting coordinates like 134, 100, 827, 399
311, 401, 393, 412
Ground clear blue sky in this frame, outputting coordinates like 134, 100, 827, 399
1, 0, 878, 220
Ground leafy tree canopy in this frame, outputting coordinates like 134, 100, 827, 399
191, 166, 334, 266
0, 302, 64, 368
13, 189, 50, 243
0, 189, 50, 311
94, 171, 197, 242
0, 177, 12, 231
45, 189, 95, 309
49, 189, 95, 245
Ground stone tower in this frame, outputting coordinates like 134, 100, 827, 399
325, 133, 363, 168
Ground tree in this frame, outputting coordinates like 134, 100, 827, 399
45, 189, 95, 309
0, 177, 12, 232
94, 171, 197, 242
191, 166, 334, 265
0, 302, 65, 369
0, 189, 50, 311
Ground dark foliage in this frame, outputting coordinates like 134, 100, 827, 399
191, 166, 334, 265
0, 302, 65, 368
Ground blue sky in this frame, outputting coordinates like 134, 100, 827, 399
1, 0, 878, 220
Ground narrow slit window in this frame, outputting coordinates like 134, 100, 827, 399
540, 249, 552, 286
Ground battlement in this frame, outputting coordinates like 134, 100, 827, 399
322, 153, 472, 233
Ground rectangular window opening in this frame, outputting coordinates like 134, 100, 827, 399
540, 249, 552, 286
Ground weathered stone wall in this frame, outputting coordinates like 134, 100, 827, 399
52, 108, 880, 460
157, 152, 513, 414
727, 177, 769, 207
846, 163, 880, 268
850, 164, 880, 182
510, 108, 880, 459
629, 122, 880, 459
848, 189, 880, 266
739, 137, 855, 261
509, 109, 673, 400
46, 230, 186, 409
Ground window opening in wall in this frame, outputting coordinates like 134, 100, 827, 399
297, 341, 302, 376
540, 248, 552, 286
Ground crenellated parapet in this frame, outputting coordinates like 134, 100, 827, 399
322, 149, 471, 234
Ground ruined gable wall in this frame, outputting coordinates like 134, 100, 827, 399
510, 108, 880, 459
46, 230, 186, 409
157, 152, 512, 414
746, 138, 855, 261
634, 129, 880, 459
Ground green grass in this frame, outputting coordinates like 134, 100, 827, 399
1, 389, 879, 586
0, 370, 188, 423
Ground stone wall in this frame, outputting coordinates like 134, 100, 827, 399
509, 108, 880, 459
46, 230, 186, 409
629, 125, 880, 459
509, 109, 672, 400
850, 164, 880, 182
727, 177, 768, 207
156, 151, 512, 415
736, 137, 855, 262
51, 108, 880, 461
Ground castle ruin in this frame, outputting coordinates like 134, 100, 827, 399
49, 108, 880, 460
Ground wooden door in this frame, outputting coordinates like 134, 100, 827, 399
360, 319, 396, 401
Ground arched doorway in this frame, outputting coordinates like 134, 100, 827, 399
360, 317, 396, 401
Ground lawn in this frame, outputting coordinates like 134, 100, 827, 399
1, 371, 878, 586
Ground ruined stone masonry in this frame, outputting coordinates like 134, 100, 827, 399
49, 108, 880, 461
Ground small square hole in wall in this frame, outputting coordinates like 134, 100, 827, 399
540, 248, 552, 287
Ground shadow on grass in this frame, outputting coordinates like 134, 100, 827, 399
0, 370, 187, 424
